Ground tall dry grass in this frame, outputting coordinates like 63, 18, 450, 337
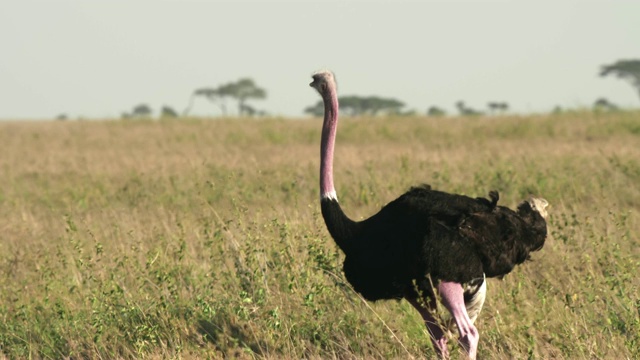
0, 112, 638, 359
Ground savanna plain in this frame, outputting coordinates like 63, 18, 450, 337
0, 112, 639, 359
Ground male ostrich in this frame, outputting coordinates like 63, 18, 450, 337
310, 70, 548, 359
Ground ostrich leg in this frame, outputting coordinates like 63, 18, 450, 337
438, 281, 479, 359
406, 297, 449, 359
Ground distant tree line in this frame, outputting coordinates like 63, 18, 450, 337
55, 58, 640, 120
301, 58, 640, 118
116, 77, 268, 120
425, 101, 507, 117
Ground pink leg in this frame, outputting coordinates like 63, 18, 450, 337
437, 281, 479, 359
406, 297, 449, 359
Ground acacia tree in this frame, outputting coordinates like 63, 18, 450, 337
161, 106, 179, 118
189, 87, 228, 115
132, 104, 152, 118
593, 97, 618, 112
305, 95, 405, 117
455, 101, 483, 116
189, 78, 267, 116
487, 102, 509, 114
427, 106, 446, 117
229, 78, 267, 116
338, 96, 365, 116
304, 101, 324, 117
600, 59, 640, 101
362, 96, 405, 116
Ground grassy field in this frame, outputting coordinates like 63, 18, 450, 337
0, 112, 639, 359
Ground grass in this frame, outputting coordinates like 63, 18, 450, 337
0, 111, 639, 359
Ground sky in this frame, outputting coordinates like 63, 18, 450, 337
0, 0, 638, 119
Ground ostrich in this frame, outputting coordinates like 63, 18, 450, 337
310, 70, 548, 359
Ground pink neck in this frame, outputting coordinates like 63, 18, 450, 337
320, 86, 339, 200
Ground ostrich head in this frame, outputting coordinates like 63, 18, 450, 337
310, 70, 336, 96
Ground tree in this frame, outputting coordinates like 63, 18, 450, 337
239, 103, 259, 117
396, 109, 417, 117
339, 95, 366, 116
304, 100, 324, 117
190, 78, 267, 116
366, 96, 405, 116
600, 59, 640, 100
341, 95, 405, 116
303, 95, 406, 117
427, 106, 446, 117
161, 106, 179, 118
593, 97, 618, 112
132, 104, 152, 118
191, 87, 228, 115
455, 101, 483, 116
228, 78, 267, 116
487, 102, 509, 114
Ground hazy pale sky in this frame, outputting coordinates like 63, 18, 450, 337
1, 0, 638, 119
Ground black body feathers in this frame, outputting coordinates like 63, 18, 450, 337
321, 185, 547, 302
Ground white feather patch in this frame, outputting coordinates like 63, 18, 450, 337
321, 191, 338, 201
465, 274, 487, 324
